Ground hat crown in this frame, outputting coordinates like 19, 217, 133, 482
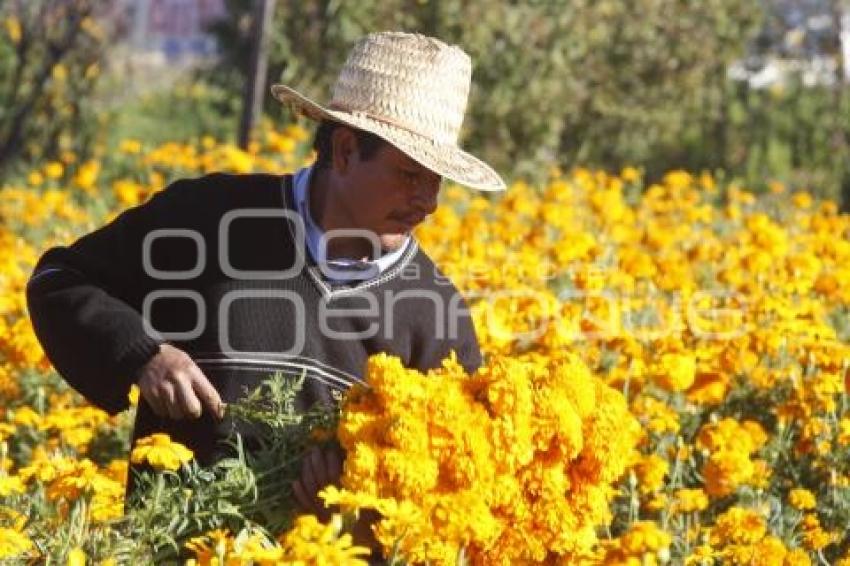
329, 32, 471, 145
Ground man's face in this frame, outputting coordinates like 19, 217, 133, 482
334, 133, 442, 252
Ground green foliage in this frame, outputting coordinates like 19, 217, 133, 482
103, 80, 241, 150
199, 0, 850, 200
4, 370, 337, 563
108, 371, 336, 562
202, 1, 760, 178
719, 76, 850, 204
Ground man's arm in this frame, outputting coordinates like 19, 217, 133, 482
27, 196, 166, 414
451, 292, 483, 373
26, 179, 222, 417
408, 286, 483, 375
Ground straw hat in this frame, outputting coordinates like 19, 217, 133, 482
271, 31, 506, 191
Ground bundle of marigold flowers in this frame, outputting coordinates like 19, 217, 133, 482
321, 351, 641, 564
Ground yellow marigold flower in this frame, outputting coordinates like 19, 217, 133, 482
285, 123, 309, 142
684, 544, 718, 565
686, 370, 730, 405
750, 459, 772, 490
73, 160, 100, 194
621, 166, 642, 183
619, 520, 672, 555
60, 427, 94, 451
130, 433, 194, 471
113, 179, 145, 207
797, 513, 836, 551
741, 535, 790, 566
631, 396, 679, 436
651, 351, 696, 392
784, 548, 812, 566
333, 352, 639, 563
697, 418, 764, 455
119, 139, 142, 154
801, 526, 836, 551
44, 161, 64, 180
278, 515, 370, 565
702, 449, 755, 498
0, 527, 34, 559
52, 64, 68, 82
837, 418, 850, 446
672, 488, 709, 514
632, 454, 668, 495
788, 488, 817, 511
90, 493, 124, 523
792, 191, 813, 209
266, 131, 298, 154
12, 406, 40, 428
27, 171, 44, 186
185, 529, 233, 564
663, 169, 694, 190
0, 475, 25, 497
67, 547, 86, 566
4, 17, 22, 44
710, 507, 766, 546
46, 459, 123, 502
127, 384, 140, 407
645, 492, 667, 512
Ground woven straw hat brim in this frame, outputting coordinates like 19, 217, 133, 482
271, 84, 506, 192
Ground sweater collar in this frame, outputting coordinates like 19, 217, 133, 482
291, 165, 410, 282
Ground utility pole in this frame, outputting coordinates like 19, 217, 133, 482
238, 0, 276, 149
831, 0, 850, 210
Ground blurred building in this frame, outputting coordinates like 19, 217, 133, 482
729, 0, 849, 88
111, 0, 227, 63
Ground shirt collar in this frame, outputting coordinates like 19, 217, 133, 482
291, 165, 410, 281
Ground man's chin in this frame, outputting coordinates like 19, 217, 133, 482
380, 233, 409, 252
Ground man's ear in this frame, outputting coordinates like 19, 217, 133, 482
331, 127, 357, 173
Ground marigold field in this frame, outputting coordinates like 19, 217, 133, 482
2, 122, 850, 564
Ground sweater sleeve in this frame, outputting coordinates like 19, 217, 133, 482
409, 286, 484, 376
25, 180, 196, 414
452, 292, 483, 374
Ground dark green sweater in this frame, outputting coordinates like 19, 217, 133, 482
26, 172, 482, 465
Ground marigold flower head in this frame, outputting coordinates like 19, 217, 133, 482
331, 353, 639, 563
710, 507, 766, 546
672, 488, 709, 514
130, 433, 193, 471
278, 515, 371, 565
788, 488, 816, 511
0, 527, 34, 559
651, 351, 696, 392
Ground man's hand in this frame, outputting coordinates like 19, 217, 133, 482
135, 343, 225, 420
292, 445, 343, 522
293, 446, 383, 556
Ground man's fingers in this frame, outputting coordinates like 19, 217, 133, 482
292, 479, 318, 515
160, 382, 184, 420
308, 447, 328, 488
351, 509, 382, 552
301, 449, 320, 497
326, 447, 343, 483
190, 369, 223, 419
140, 382, 167, 418
174, 379, 202, 419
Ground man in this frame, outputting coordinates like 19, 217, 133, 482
26, 31, 505, 513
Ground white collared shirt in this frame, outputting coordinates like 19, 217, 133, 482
291, 165, 410, 282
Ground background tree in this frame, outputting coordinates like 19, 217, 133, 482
203, 0, 763, 182
0, 0, 113, 172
